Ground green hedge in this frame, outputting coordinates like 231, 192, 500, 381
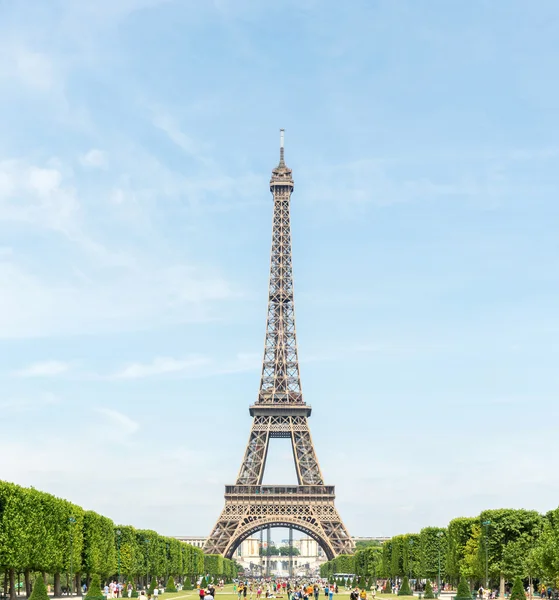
321, 507, 558, 589
0, 479, 205, 593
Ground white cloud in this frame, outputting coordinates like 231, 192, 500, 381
111, 356, 211, 380
109, 352, 260, 380
0, 159, 79, 233
14, 361, 72, 378
80, 149, 107, 168
95, 407, 140, 434
0, 258, 233, 339
153, 113, 203, 157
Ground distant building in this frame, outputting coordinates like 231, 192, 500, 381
175, 536, 206, 549
175, 535, 385, 574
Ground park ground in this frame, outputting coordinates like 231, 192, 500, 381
62, 585, 443, 600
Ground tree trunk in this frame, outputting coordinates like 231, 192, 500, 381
500, 574, 505, 598
54, 572, 62, 598
25, 571, 31, 598
9, 568, 16, 600
74, 574, 80, 596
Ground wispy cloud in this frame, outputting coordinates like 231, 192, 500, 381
152, 112, 207, 160
0, 257, 233, 339
14, 361, 72, 378
95, 407, 140, 434
108, 352, 260, 380
80, 149, 107, 168
110, 356, 211, 380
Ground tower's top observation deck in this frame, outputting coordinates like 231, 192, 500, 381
270, 128, 294, 192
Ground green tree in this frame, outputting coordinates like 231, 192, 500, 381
477, 509, 543, 595
148, 577, 158, 594
384, 581, 392, 594
85, 575, 105, 600
204, 555, 224, 577
402, 534, 420, 579
419, 528, 447, 582
183, 579, 193, 591
382, 541, 393, 578
529, 512, 559, 587
28, 574, 49, 600
455, 577, 471, 600
446, 518, 477, 584
165, 576, 177, 593
424, 581, 434, 599
336, 555, 356, 574
355, 541, 382, 550
116, 526, 141, 580
461, 525, 484, 584
509, 577, 526, 600
83, 511, 117, 578
391, 536, 405, 577
397, 576, 412, 596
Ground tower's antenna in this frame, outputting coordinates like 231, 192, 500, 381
279, 128, 285, 165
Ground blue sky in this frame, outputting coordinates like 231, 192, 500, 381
1, 0, 558, 542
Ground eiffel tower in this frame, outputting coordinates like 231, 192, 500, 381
204, 131, 353, 561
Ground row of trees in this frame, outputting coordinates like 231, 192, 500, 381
0, 481, 238, 600
320, 508, 559, 592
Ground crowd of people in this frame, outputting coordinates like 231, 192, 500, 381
196, 578, 374, 600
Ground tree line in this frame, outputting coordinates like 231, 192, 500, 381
0, 481, 239, 600
320, 508, 559, 593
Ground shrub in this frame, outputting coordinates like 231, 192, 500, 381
424, 581, 435, 599
455, 577, 471, 600
183, 579, 193, 591
398, 576, 413, 596
148, 578, 158, 595
29, 575, 49, 600
85, 575, 105, 600
509, 578, 526, 600
165, 577, 177, 593
384, 581, 392, 594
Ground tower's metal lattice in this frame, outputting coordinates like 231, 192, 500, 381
204, 131, 353, 560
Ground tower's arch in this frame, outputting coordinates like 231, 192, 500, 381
224, 518, 335, 561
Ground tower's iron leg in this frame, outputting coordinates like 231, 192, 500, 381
266, 526, 271, 576
288, 526, 293, 578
